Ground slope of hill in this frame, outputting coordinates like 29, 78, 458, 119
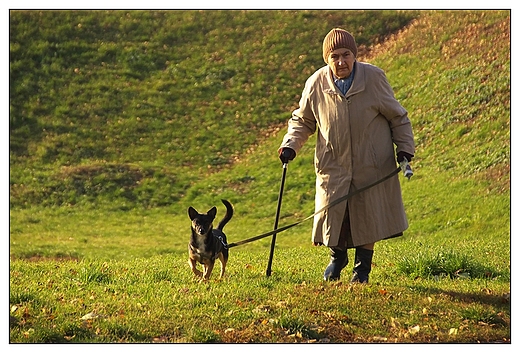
9, 10, 419, 208
9, 9, 510, 255
371, 10, 510, 187
157, 10, 511, 223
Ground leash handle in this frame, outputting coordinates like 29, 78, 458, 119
399, 157, 413, 180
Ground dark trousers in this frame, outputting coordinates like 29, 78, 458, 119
335, 203, 354, 251
326, 203, 373, 283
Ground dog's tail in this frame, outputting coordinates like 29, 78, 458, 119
217, 199, 234, 231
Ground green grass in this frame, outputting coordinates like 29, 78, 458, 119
9, 9, 419, 209
9, 10, 510, 343
9, 248, 510, 343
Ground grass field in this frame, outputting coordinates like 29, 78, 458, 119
8, 10, 510, 344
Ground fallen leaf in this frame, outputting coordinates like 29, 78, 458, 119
224, 328, 235, 334
323, 311, 335, 320
390, 317, 400, 328
23, 307, 30, 319
373, 336, 388, 342
449, 328, 458, 335
408, 325, 420, 334
23, 328, 34, 338
80, 312, 100, 320
253, 305, 271, 313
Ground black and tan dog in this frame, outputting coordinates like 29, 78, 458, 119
187, 199, 233, 281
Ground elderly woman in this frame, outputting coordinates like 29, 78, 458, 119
278, 28, 415, 283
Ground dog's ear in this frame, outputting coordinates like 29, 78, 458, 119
188, 207, 198, 221
207, 206, 217, 220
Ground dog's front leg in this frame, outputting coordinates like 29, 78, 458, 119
202, 262, 215, 281
188, 258, 203, 278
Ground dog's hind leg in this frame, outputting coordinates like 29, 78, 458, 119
217, 252, 227, 279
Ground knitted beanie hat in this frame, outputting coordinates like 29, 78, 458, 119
322, 28, 358, 63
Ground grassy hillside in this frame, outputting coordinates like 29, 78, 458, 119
9, 10, 510, 343
9, 9, 418, 209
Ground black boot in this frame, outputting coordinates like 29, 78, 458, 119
351, 247, 373, 283
323, 247, 348, 281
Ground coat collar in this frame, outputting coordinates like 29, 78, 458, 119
323, 61, 365, 97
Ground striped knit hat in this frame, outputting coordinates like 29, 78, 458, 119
322, 28, 358, 63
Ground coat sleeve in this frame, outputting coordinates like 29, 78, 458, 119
279, 78, 317, 155
375, 69, 415, 157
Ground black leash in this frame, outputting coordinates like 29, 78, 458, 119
227, 166, 402, 249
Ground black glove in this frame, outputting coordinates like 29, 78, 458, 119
397, 151, 414, 163
279, 148, 296, 164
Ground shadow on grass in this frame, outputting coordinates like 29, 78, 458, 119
408, 284, 510, 328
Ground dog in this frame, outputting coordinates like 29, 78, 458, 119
187, 199, 233, 281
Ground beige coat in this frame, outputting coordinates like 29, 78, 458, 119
280, 61, 415, 247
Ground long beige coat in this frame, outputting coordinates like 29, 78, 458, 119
280, 61, 415, 247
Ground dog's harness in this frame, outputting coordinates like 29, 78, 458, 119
215, 233, 228, 249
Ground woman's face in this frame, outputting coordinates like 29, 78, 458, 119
327, 48, 356, 79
